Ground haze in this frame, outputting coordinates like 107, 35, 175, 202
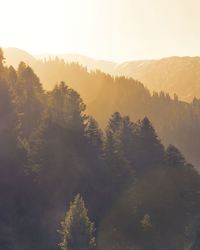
1, 0, 200, 62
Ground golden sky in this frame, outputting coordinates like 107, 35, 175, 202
1, 0, 200, 62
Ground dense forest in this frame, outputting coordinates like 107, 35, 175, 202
113, 56, 200, 102
5, 48, 200, 102
1, 48, 200, 250
7, 52, 200, 168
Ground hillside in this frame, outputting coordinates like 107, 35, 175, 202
3, 48, 200, 167
3, 47, 36, 68
1, 48, 200, 249
4, 48, 200, 102
115, 57, 200, 102
36, 53, 116, 74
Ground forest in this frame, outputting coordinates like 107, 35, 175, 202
1, 47, 200, 250
19, 54, 200, 168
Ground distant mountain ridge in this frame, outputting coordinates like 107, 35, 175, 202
4, 47, 200, 102
36, 52, 117, 74
4, 47, 36, 68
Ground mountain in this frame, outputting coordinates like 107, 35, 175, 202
3, 48, 200, 103
35, 53, 200, 102
3, 47, 36, 68
36, 53, 117, 74
1, 50, 200, 250
114, 57, 200, 102
3, 48, 200, 167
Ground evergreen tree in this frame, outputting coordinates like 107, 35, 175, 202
48, 81, 86, 132
7, 65, 17, 85
15, 64, 45, 138
136, 117, 164, 174
85, 116, 103, 154
165, 144, 187, 168
59, 194, 96, 250
104, 112, 123, 161
119, 116, 137, 166
104, 112, 134, 193
17, 61, 27, 76
0, 48, 5, 74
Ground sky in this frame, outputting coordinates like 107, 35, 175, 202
0, 0, 200, 62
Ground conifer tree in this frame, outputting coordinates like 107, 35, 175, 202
165, 144, 186, 168
0, 48, 6, 80
59, 194, 96, 250
104, 112, 133, 192
15, 64, 45, 138
7, 65, 17, 85
104, 112, 122, 160
0, 48, 5, 71
136, 117, 164, 174
49, 82, 86, 132
85, 116, 102, 153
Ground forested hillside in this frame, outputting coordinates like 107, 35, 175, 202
5, 48, 200, 102
114, 57, 200, 102
4, 52, 200, 168
1, 48, 200, 249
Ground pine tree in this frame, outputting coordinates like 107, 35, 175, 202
165, 144, 187, 168
104, 112, 134, 192
0, 48, 5, 72
85, 116, 102, 153
7, 65, 17, 85
136, 117, 164, 174
15, 64, 45, 138
0, 48, 6, 79
104, 112, 122, 160
49, 82, 86, 132
59, 194, 96, 250
120, 116, 137, 165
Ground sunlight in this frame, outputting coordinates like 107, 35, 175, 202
1, 0, 200, 61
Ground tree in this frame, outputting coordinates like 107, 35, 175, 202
14, 64, 45, 138
59, 194, 96, 250
48, 82, 86, 132
85, 116, 103, 154
104, 113, 130, 189
165, 144, 187, 168
136, 117, 164, 175
0, 48, 5, 72
104, 112, 123, 162
7, 66, 17, 85
119, 116, 137, 166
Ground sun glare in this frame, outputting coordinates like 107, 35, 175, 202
1, 0, 200, 61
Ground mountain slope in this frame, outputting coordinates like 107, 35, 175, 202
35, 53, 200, 102
4, 48, 200, 102
114, 57, 200, 102
3, 47, 36, 68
2, 48, 200, 168
36, 53, 116, 74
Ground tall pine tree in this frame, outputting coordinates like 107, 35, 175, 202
59, 194, 96, 250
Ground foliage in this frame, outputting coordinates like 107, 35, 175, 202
59, 194, 96, 250
0, 49, 200, 249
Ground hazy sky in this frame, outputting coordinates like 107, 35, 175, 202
1, 0, 200, 62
